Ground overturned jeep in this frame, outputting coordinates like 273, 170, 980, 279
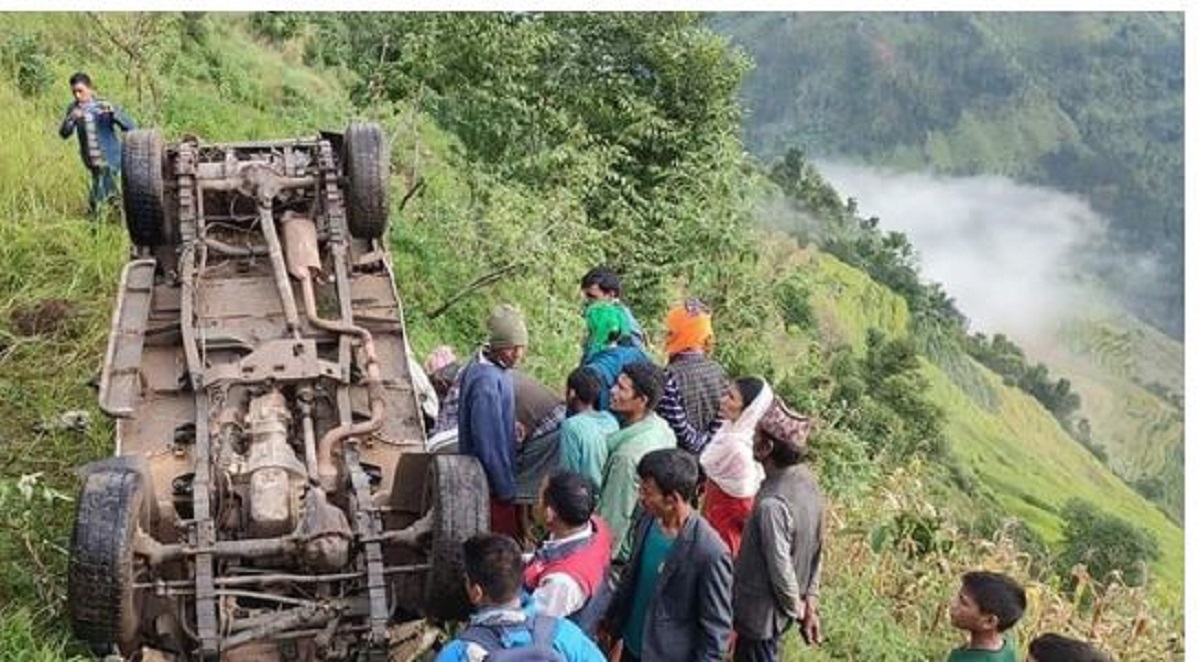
68, 123, 489, 660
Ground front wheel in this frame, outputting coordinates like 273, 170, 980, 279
67, 467, 148, 656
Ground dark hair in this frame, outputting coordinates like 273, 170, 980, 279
766, 433, 808, 466
69, 72, 92, 88
463, 534, 524, 603
580, 266, 622, 297
637, 448, 699, 503
543, 470, 597, 527
961, 571, 1026, 632
734, 376, 765, 408
621, 361, 664, 410
1028, 633, 1112, 662
567, 366, 604, 410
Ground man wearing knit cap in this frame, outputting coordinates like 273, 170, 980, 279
733, 397, 823, 661
655, 298, 728, 453
457, 304, 530, 541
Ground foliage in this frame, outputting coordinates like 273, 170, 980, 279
305, 12, 753, 317
0, 11, 1183, 659
0, 32, 54, 97
964, 332, 1082, 424
1056, 498, 1161, 589
781, 464, 1181, 661
714, 12, 1183, 339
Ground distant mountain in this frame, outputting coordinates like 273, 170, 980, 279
710, 12, 1183, 340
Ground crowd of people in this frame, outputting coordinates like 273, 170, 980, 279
418, 266, 1111, 662
53, 72, 1112, 662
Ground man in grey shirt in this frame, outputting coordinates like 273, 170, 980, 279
732, 398, 823, 662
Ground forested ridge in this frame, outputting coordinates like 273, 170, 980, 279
710, 12, 1184, 341
0, 13, 1182, 659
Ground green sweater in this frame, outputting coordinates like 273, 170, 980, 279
597, 413, 675, 560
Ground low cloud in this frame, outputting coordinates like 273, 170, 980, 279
812, 162, 1111, 345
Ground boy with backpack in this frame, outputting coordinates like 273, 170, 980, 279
435, 533, 605, 662
946, 570, 1027, 661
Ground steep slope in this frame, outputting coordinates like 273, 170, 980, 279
710, 11, 1184, 340
803, 252, 1183, 596
1028, 311, 1184, 522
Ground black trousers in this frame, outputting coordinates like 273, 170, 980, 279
733, 634, 780, 662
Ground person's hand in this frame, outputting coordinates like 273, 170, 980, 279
596, 627, 615, 654
800, 596, 822, 645
71, 106, 85, 120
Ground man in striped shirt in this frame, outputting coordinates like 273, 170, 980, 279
655, 298, 727, 453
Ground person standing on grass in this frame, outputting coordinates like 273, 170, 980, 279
58, 72, 135, 219
945, 570, 1027, 662
435, 533, 605, 662
698, 376, 775, 557
732, 396, 822, 662
457, 304, 528, 542
656, 298, 727, 453
558, 367, 620, 490
579, 265, 645, 355
580, 302, 649, 412
596, 361, 674, 559
525, 470, 614, 636
598, 448, 733, 662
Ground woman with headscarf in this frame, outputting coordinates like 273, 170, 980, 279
698, 376, 775, 556
581, 302, 648, 411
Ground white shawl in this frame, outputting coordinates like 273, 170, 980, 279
699, 382, 774, 498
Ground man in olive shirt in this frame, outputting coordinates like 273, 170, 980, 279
596, 361, 674, 560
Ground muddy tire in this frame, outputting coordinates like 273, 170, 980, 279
68, 467, 146, 656
423, 454, 489, 622
122, 129, 173, 248
343, 121, 389, 240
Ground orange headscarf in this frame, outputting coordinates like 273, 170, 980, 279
665, 298, 714, 356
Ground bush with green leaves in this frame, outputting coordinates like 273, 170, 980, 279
1057, 498, 1161, 588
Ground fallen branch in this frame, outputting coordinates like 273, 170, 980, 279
426, 262, 523, 320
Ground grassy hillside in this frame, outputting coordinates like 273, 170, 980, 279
711, 12, 1184, 341
0, 12, 1181, 660
805, 253, 1182, 598
1028, 312, 1185, 522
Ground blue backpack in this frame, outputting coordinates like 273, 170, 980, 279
458, 614, 566, 662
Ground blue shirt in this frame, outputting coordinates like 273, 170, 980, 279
435, 603, 605, 662
456, 351, 517, 501
559, 410, 619, 488
621, 520, 676, 656
59, 98, 135, 170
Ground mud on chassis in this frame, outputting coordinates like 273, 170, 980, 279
67, 123, 490, 661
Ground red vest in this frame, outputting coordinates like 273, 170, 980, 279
524, 516, 613, 597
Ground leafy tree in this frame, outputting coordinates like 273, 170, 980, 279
1057, 498, 1160, 588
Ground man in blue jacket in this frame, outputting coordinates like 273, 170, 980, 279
57, 72, 135, 218
435, 533, 605, 662
458, 304, 528, 542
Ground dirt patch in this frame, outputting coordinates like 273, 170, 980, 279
10, 298, 77, 337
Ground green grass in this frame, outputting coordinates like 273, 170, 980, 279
804, 252, 1182, 607
0, 11, 1182, 659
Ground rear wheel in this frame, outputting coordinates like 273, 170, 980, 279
343, 121, 390, 240
121, 129, 176, 248
67, 467, 147, 656
423, 454, 488, 622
